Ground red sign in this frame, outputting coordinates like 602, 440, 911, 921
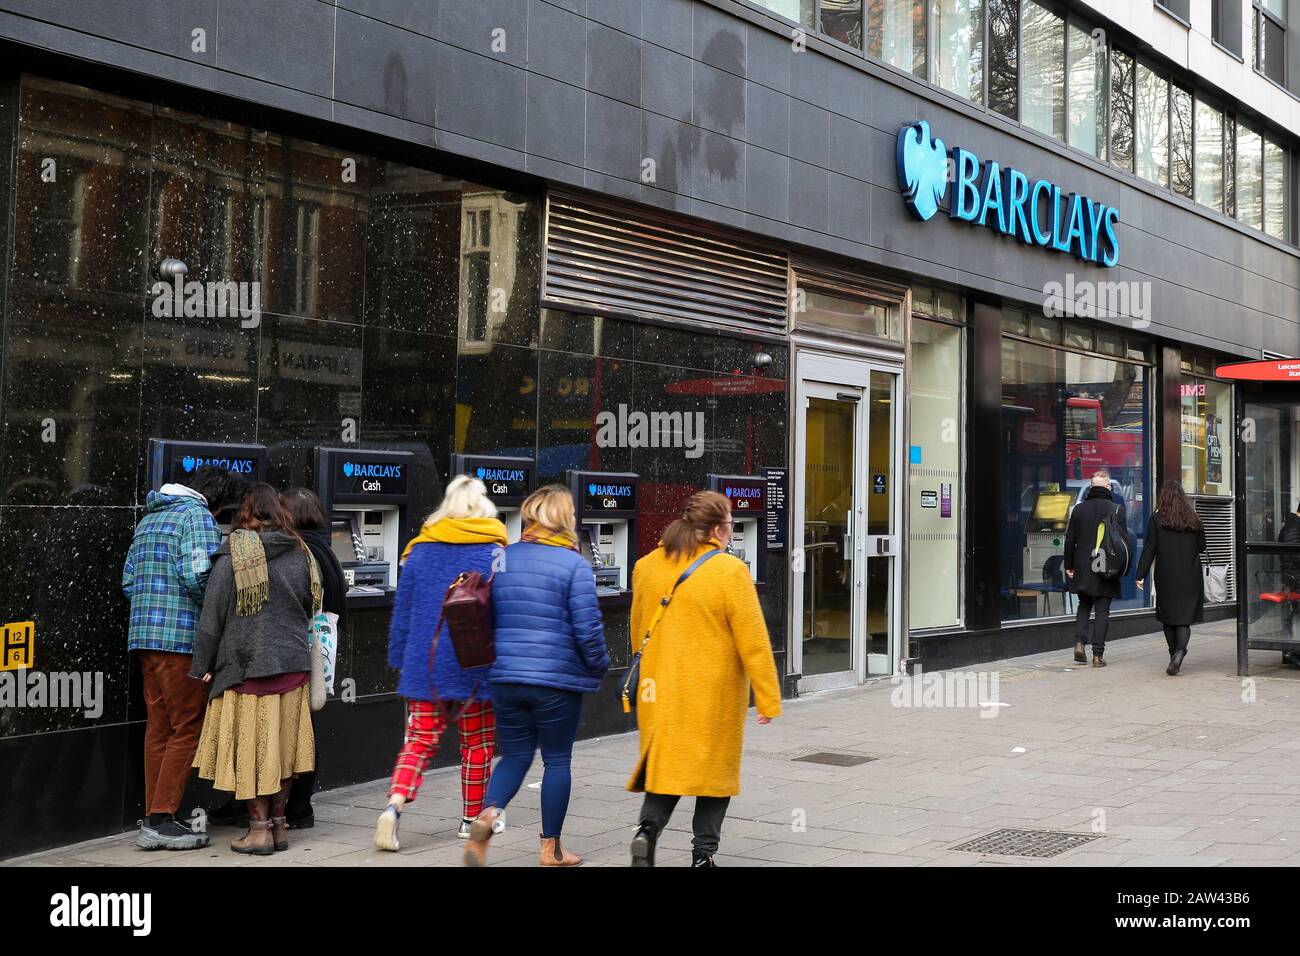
1214, 359, 1300, 382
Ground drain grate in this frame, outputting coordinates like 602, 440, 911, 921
791, 751, 877, 767
952, 828, 1100, 859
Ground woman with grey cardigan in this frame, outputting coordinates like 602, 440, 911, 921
191, 483, 321, 856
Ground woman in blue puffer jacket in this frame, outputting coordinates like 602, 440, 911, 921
462, 484, 609, 868
374, 475, 508, 853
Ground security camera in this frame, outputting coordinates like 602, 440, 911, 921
752, 351, 773, 369
158, 258, 189, 280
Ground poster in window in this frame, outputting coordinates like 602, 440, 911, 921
1206, 413, 1222, 485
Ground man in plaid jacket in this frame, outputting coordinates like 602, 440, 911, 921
123, 465, 242, 850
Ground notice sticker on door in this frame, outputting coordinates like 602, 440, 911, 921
873, 474, 886, 494
921, 490, 937, 508
940, 483, 952, 518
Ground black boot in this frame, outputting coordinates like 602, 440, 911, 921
691, 849, 717, 867
208, 795, 248, 828
630, 825, 659, 867
1167, 649, 1186, 676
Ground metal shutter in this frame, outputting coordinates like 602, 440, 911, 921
1193, 496, 1235, 602
542, 191, 789, 334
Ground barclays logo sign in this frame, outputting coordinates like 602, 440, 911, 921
588, 483, 632, 498
897, 120, 1120, 267
476, 466, 526, 483
181, 455, 254, 474
343, 462, 402, 479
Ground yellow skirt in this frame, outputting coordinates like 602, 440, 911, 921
193, 685, 315, 800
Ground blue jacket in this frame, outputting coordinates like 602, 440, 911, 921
490, 541, 610, 693
388, 541, 500, 702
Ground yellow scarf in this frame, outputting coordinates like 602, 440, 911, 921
523, 526, 580, 552
400, 516, 509, 562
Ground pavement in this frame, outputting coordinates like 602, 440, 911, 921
11, 619, 1300, 867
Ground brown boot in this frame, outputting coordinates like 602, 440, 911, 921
232, 799, 274, 856
271, 779, 292, 852
539, 835, 583, 867
462, 807, 500, 867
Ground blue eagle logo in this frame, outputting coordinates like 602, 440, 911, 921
476, 466, 485, 479
342, 462, 354, 477
588, 483, 597, 497
897, 120, 949, 222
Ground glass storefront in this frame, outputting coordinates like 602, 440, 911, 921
999, 311, 1152, 622
1180, 374, 1234, 497
908, 290, 963, 630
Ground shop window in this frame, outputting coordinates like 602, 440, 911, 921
930, 0, 983, 104
1109, 49, 1136, 173
1136, 63, 1170, 188
1180, 375, 1234, 497
909, 315, 963, 630
1264, 137, 1288, 241
1171, 85, 1193, 199
987, 0, 1019, 120
1067, 19, 1106, 159
1020, 1, 1064, 138
1194, 100, 1225, 213
1236, 122, 1264, 231
1001, 328, 1152, 623
867, 0, 927, 76
796, 282, 902, 341
822, 0, 864, 47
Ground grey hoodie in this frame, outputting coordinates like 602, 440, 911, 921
190, 531, 315, 699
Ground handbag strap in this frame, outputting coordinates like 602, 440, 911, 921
621, 549, 722, 710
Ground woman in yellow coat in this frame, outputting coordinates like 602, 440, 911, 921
626, 490, 782, 867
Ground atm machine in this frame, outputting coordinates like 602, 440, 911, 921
1022, 485, 1085, 588
147, 438, 267, 534
451, 454, 536, 540
566, 470, 638, 606
708, 473, 768, 587
315, 447, 415, 607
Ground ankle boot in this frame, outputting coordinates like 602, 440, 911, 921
270, 781, 291, 852
231, 799, 274, 856
1167, 649, 1186, 676
462, 807, 500, 867
691, 849, 717, 867
271, 816, 290, 852
630, 825, 659, 867
539, 835, 583, 867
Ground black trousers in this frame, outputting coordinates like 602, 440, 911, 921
1074, 594, 1112, 655
639, 792, 731, 855
1163, 625, 1191, 657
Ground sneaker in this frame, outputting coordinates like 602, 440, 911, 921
137, 817, 210, 851
691, 849, 717, 867
374, 804, 401, 852
459, 812, 505, 838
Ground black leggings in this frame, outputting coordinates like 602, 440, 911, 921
639, 793, 731, 855
1163, 625, 1191, 656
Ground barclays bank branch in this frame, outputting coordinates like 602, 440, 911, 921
0, 0, 1297, 855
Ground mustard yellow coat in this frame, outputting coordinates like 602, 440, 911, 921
625, 542, 783, 798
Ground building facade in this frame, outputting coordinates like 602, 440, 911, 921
0, 0, 1296, 856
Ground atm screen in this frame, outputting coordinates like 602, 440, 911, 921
1029, 492, 1073, 530
330, 515, 364, 564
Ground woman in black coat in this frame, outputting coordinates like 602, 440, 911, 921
1135, 480, 1206, 676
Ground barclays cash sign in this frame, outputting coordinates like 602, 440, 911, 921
896, 120, 1121, 268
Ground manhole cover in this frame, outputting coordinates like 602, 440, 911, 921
952, 828, 1100, 858
791, 751, 877, 767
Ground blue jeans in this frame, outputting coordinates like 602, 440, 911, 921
483, 683, 583, 838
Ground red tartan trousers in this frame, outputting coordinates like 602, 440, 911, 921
389, 699, 494, 818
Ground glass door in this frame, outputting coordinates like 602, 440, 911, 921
793, 355, 903, 690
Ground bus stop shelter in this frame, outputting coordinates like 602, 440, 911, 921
1218, 358, 1300, 676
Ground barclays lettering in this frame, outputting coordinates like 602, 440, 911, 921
476, 467, 526, 483
342, 462, 403, 479
180, 455, 254, 475
897, 120, 1120, 267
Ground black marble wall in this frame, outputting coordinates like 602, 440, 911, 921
0, 74, 789, 856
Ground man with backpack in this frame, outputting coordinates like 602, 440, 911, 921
1063, 470, 1131, 668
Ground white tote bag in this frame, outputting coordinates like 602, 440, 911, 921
309, 610, 340, 696
1202, 563, 1228, 604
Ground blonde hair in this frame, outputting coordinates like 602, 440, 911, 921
426, 474, 498, 525
662, 490, 730, 559
520, 484, 576, 535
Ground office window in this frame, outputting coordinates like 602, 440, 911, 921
1157, 0, 1191, 21
1110, 49, 1135, 172
867, 0, 927, 77
1212, 0, 1244, 56
1253, 0, 1287, 85
1136, 63, 1168, 185
1067, 20, 1106, 158
822, 0, 865, 47
755, 0, 816, 25
1195, 100, 1225, 212
1236, 122, 1264, 230
987, 0, 1019, 119
1264, 137, 1288, 239
1021, 1, 1064, 138
1171, 85, 1193, 198
1225, 119, 1237, 217
931, 0, 984, 103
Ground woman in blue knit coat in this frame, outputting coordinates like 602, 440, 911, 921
374, 475, 508, 852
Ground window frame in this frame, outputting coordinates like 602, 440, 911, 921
1252, 0, 1288, 87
